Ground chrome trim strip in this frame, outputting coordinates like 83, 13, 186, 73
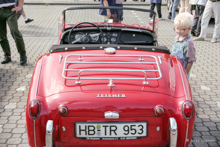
59, 54, 63, 63
176, 56, 188, 100
121, 28, 142, 32
34, 120, 36, 147
34, 56, 44, 147
169, 117, 177, 147
97, 94, 126, 98
104, 111, 119, 119
35, 55, 44, 100
158, 55, 162, 64
184, 120, 189, 147
46, 120, 53, 147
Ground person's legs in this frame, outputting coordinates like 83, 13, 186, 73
168, 0, 173, 19
191, 5, 199, 35
168, 0, 173, 13
21, 10, 26, 17
191, 5, 196, 18
196, 5, 205, 36
116, 4, 123, 23
198, 1, 212, 38
180, 0, 185, 13
0, 9, 11, 58
150, 3, 156, 18
7, 9, 26, 58
171, 0, 179, 20
185, 0, 191, 13
156, 3, 162, 18
16, 7, 23, 20
212, 2, 220, 39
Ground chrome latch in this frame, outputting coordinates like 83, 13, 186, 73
108, 79, 114, 87
104, 111, 119, 119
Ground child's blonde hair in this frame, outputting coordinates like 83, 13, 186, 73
174, 12, 193, 28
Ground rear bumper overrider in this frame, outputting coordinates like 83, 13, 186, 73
169, 117, 177, 147
46, 120, 53, 147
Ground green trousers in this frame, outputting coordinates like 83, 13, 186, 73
0, 6, 26, 58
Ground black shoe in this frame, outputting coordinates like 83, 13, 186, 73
191, 31, 196, 36
25, 18, 34, 24
168, 13, 171, 19
20, 56, 27, 65
1, 56, 11, 64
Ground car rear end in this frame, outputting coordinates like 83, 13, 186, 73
26, 46, 195, 147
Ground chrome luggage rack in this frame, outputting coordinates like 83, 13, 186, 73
62, 54, 162, 86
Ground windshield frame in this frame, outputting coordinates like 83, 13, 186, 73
61, 6, 157, 31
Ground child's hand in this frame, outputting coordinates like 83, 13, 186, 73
186, 62, 193, 74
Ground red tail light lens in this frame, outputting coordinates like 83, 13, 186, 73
182, 101, 194, 120
154, 106, 164, 117
29, 100, 40, 119
58, 106, 68, 116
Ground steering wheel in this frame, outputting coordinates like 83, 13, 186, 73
68, 22, 103, 44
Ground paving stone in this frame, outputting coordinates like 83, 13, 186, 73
195, 126, 209, 132
3, 124, 17, 129
197, 115, 210, 119
12, 134, 22, 138
0, 112, 13, 117
210, 131, 220, 137
4, 103, 17, 109
7, 145, 17, 147
0, 133, 11, 139
203, 122, 217, 127
202, 136, 217, 142
0, 119, 8, 125
2, 128, 12, 133
192, 131, 201, 137
195, 123, 204, 127
201, 118, 211, 122
201, 132, 210, 136
13, 112, 22, 116
208, 142, 220, 147
207, 126, 218, 131
6, 138, 22, 144
8, 116, 21, 121
12, 128, 26, 134
17, 119, 26, 125
18, 144, 29, 147
0, 138, 7, 144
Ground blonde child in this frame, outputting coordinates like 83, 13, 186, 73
172, 12, 196, 78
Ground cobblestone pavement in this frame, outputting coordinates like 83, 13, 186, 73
0, 4, 219, 147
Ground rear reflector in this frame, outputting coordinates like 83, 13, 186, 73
58, 106, 68, 116
29, 100, 40, 119
154, 106, 164, 117
182, 101, 194, 120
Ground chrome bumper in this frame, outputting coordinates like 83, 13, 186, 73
46, 120, 53, 147
169, 118, 177, 147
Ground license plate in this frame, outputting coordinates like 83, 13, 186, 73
75, 121, 147, 140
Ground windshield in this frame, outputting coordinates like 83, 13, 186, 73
60, 6, 157, 32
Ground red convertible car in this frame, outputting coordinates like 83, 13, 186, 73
26, 6, 195, 147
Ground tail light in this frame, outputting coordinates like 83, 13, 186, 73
58, 106, 68, 116
154, 106, 164, 117
182, 101, 194, 120
29, 100, 40, 119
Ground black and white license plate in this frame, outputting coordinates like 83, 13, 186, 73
75, 121, 147, 140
